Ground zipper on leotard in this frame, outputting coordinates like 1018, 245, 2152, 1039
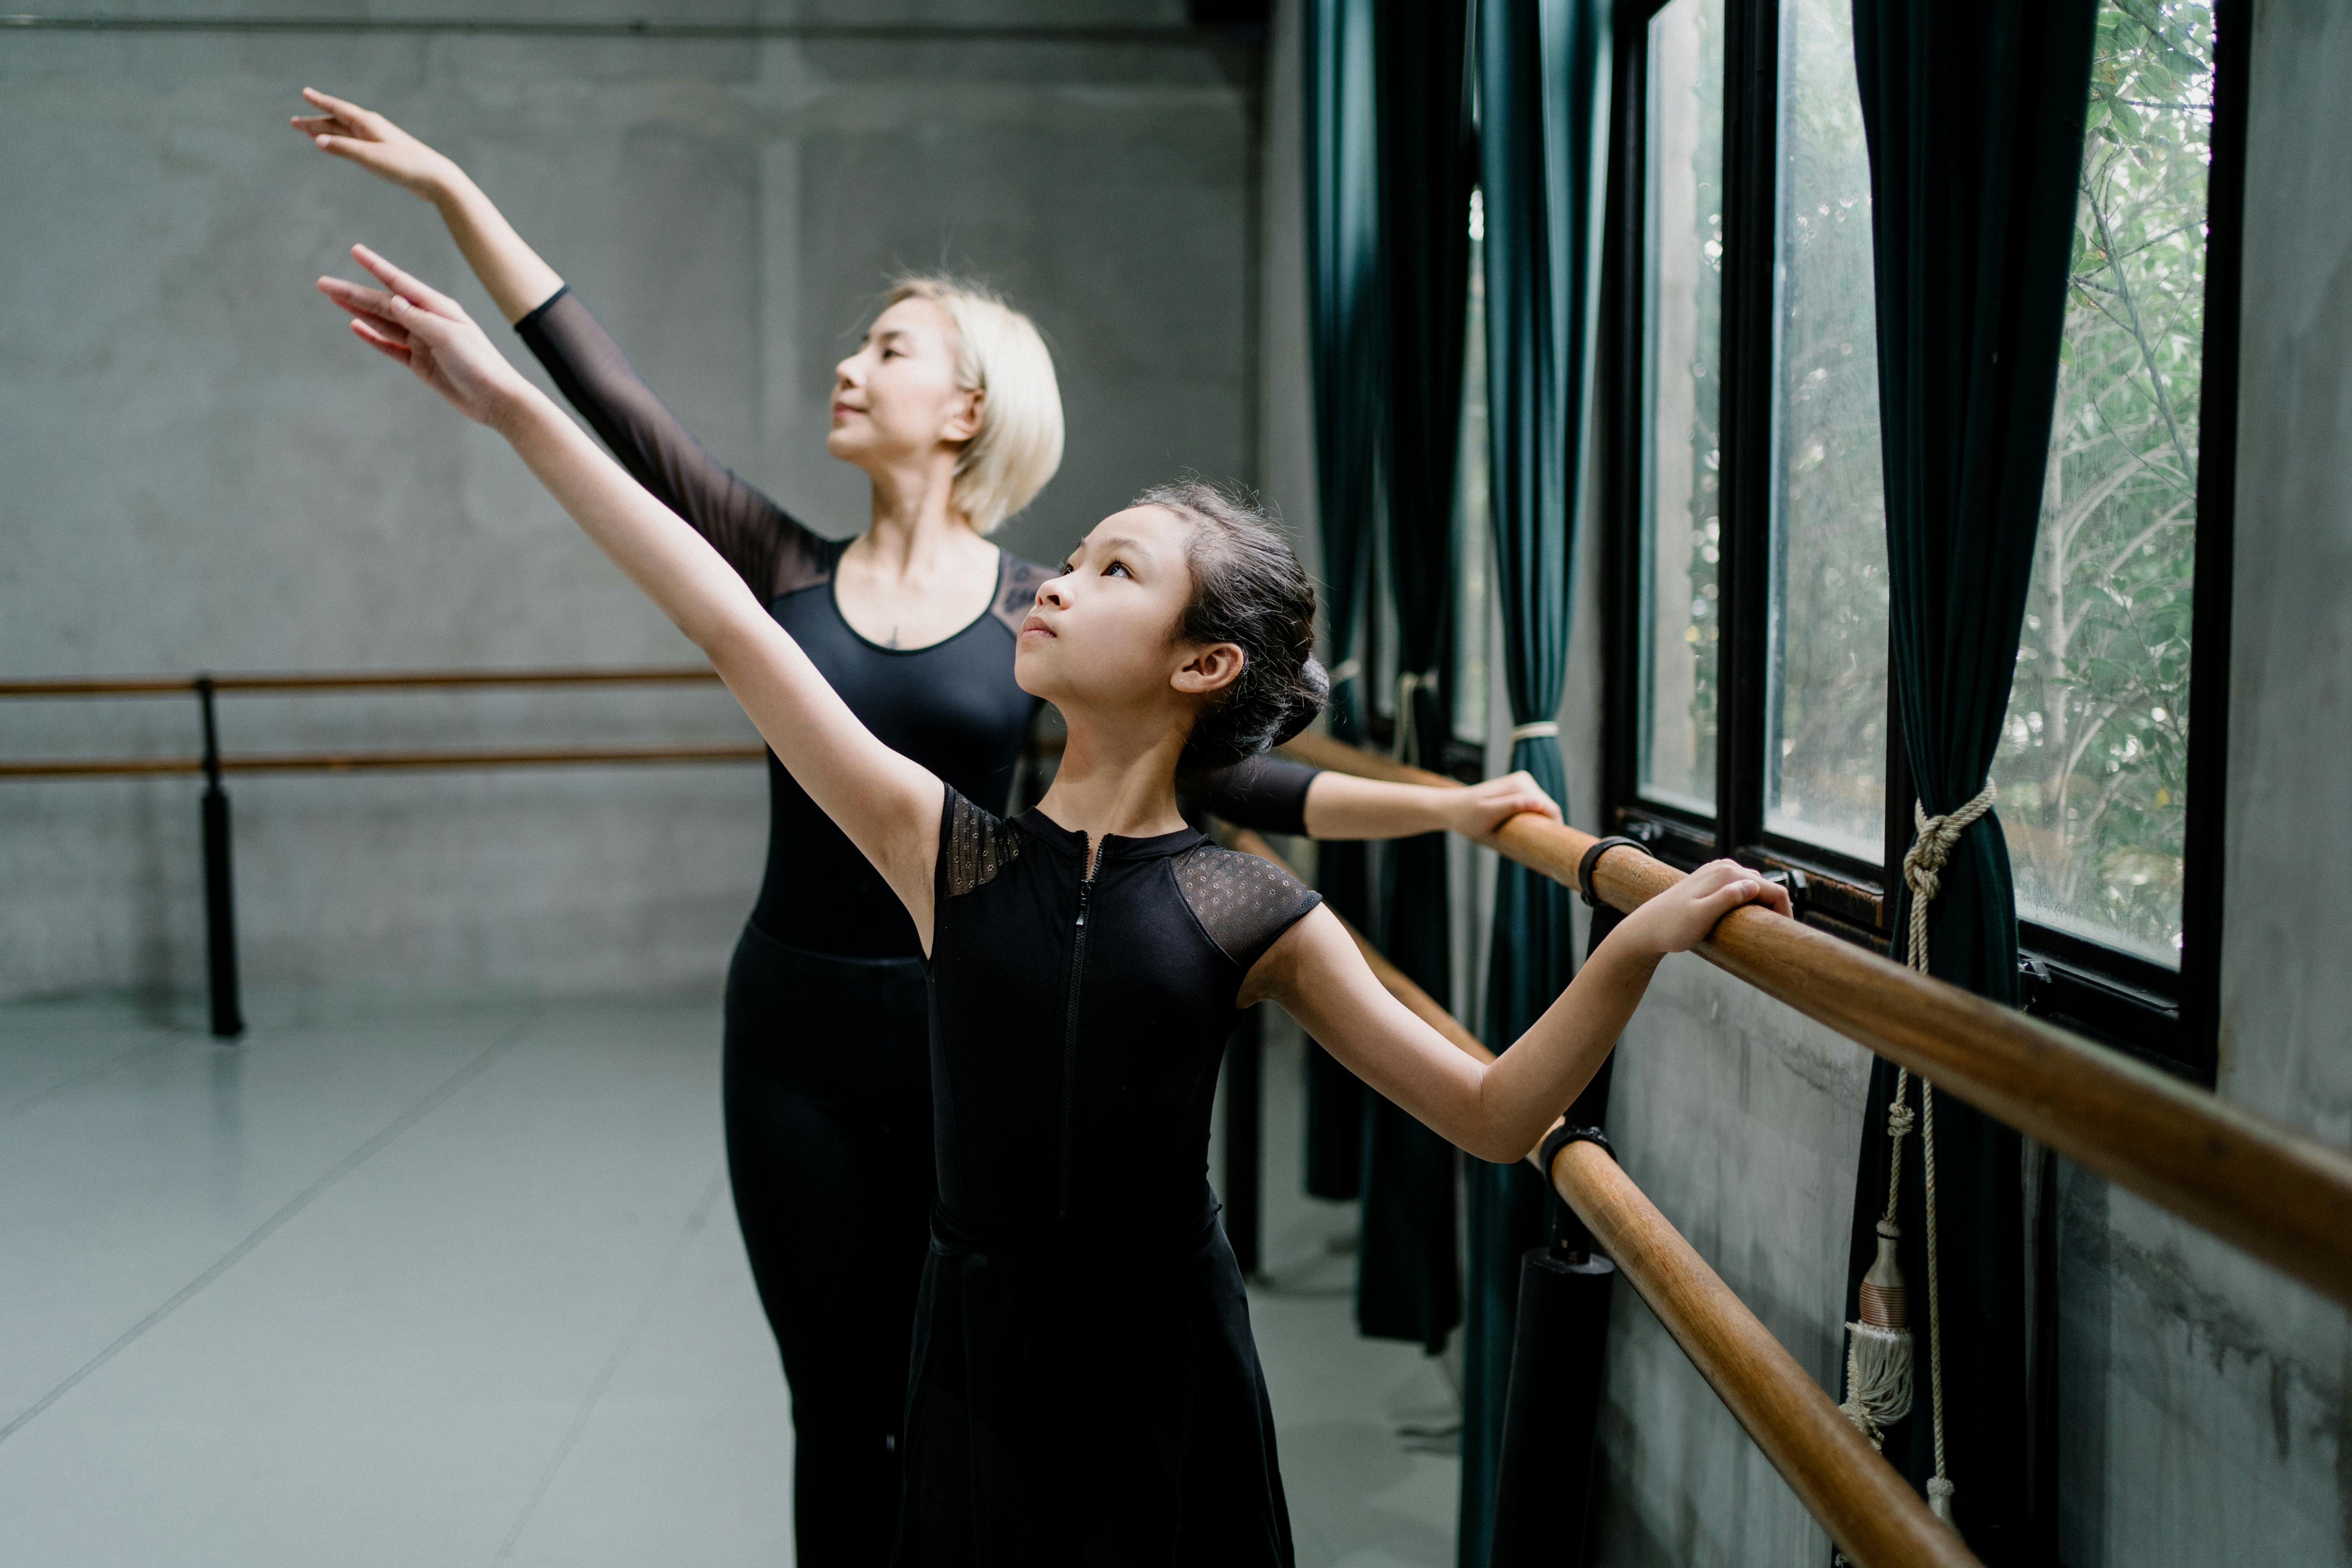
1058, 840, 1095, 1221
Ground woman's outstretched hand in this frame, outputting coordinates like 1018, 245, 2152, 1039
291, 88, 455, 198
1442, 770, 1563, 845
1617, 858, 1792, 956
317, 245, 536, 428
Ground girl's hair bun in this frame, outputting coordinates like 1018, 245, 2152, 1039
1132, 479, 1322, 769
1268, 656, 1328, 749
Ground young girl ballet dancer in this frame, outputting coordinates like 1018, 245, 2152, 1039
315, 242, 1786, 1564
293, 89, 1565, 1563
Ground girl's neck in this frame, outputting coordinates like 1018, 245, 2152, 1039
855, 451, 986, 581
1032, 715, 1192, 847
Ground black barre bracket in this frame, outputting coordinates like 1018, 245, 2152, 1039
1575, 835, 1648, 908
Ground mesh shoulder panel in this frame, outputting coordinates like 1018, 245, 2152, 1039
943, 790, 1024, 898
1172, 844, 1323, 971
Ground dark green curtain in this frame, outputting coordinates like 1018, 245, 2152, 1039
1303, 0, 1382, 1201
1840, 0, 2097, 1558
1354, 0, 1475, 1354
1457, 1, 1611, 1561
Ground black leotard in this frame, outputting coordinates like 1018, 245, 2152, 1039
518, 287, 1319, 957
514, 289, 1319, 1566
899, 792, 1321, 1565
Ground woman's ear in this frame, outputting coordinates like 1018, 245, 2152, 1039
941, 386, 984, 445
1171, 642, 1245, 699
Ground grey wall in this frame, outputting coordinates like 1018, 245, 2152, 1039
0, 2, 1258, 1004
1576, 1, 2352, 1562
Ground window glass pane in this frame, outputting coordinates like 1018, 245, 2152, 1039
1637, 0, 1726, 815
1763, 0, 1890, 863
1993, 0, 2214, 968
1454, 190, 1491, 746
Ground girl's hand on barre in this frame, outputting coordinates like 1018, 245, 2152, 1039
292, 89, 456, 199
1441, 769, 1562, 846
1616, 858, 1791, 956
317, 245, 536, 430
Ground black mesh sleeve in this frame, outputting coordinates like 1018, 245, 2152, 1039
1172, 845, 1325, 973
1179, 752, 1322, 837
514, 288, 835, 597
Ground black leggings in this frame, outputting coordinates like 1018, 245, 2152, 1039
724, 922, 936, 1566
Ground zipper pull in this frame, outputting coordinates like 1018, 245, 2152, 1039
1075, 877, 1091, 928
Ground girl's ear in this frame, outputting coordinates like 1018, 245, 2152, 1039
1172, 642, 1245, 698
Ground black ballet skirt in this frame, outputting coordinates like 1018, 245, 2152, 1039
898, 791, 1323, 1566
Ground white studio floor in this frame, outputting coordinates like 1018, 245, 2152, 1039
0, 991, 1460, 1567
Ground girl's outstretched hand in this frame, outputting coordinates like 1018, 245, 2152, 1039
317, 245, 535, 428
1443, 769, 1563, 844
1617, 858, 1791, 956
291, 89, 455, 198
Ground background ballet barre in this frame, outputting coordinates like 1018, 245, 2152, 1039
0, 666, 763, 1038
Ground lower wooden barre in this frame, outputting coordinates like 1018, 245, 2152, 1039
1281, 732, 2352, 1312
1220, 825, 1976, 1567
1550, 1140, 1980, 1568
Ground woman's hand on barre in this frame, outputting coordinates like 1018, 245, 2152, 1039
292, 89, 566, 324
1613, 858, 1791, 956
317, 245, 537, 430
1298, 768, 1561, 844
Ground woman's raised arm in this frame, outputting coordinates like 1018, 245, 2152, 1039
317, 245, 946, 939
1248, 860, 1790, 1163
294, 88, 564, 324
294, 89, 824, 599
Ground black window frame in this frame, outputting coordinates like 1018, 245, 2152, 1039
1597, 0, 2249, 1083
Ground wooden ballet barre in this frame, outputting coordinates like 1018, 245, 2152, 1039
0, 743, 765, 780
1223, 824, 1977, 1568
1278, 731, 2352, 1313
0, 665, 724, 699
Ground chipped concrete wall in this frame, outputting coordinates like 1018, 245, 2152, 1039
1579, 1, 2352, 1563
0, 2, 1255, 1003
2047, 0, 2352, 1560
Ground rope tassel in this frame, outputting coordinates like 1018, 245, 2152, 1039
1839, 780, 1994, 1539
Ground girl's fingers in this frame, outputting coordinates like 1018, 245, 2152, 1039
348, 245, 462, 319
316, 276, 403, 323
348, 318, 412, 362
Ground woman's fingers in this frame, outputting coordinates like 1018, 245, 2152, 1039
299, 87, 376, 128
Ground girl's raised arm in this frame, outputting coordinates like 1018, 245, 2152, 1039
317, 245, 947, 942
1247, 860, 1791, 1163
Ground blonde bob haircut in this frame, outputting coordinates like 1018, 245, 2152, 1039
887, 276, 1065, 534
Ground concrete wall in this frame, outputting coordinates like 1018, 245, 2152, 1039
0, 2, 1258, 1004
1577, 1, 2352, 1562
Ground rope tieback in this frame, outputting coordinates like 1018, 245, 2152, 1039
1837, 779, 1995, 1543
1393, 670, 1440, 768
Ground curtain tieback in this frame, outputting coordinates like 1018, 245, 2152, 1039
1838, 777, 1997, 1538
1393, 670, 1440, 767
1507, 720, 1558, 742
1327, 658, 1362, 687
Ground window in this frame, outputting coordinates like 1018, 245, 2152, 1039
1603, 0, 2243, 1073
1763, 0, 1888, 865
1992, 1, 2219, 973
1453, 189, 1493, 750
1634, 0, 1726, 818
